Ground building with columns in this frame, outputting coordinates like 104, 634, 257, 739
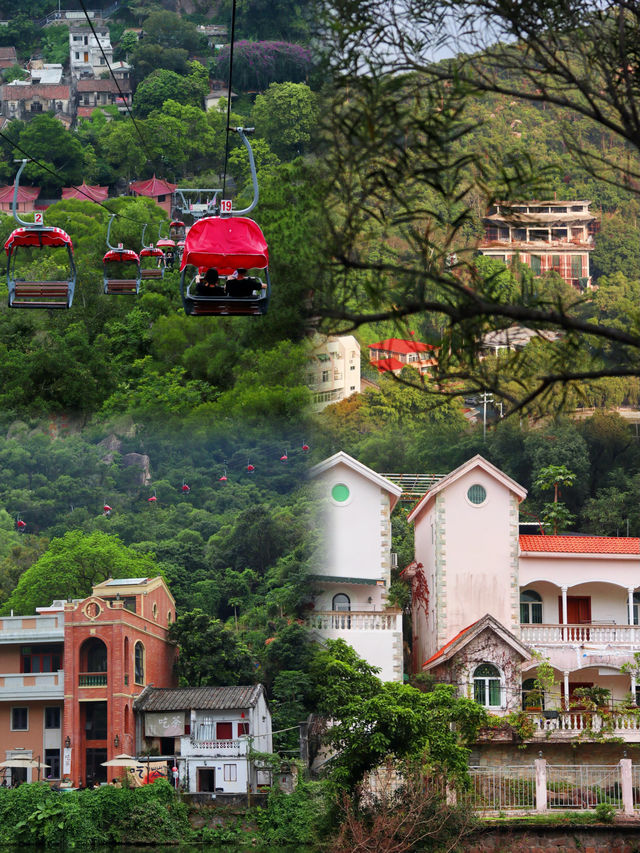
404, 454, 640, 759
306, 451, 404, 682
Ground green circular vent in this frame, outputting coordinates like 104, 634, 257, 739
467, 484, 487, 505
331, 483, 350, 502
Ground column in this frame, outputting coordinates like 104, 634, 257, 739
561, 585, 568, 641
629, 588, 636, 641
535, 757, 547, 812
564, 671, 570, 711
620, 758, 634, 815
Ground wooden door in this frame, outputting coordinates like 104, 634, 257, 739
558, 596, 591, 640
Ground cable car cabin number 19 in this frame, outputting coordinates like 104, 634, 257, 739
220, 200, 233, 214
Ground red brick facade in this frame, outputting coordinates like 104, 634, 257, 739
61, 577, 176, 786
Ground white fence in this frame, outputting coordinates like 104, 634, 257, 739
465, 760, 635, 814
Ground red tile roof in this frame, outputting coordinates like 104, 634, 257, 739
423, 621, 478, 667
368, 338, 434, 354
77, 78, 130, 93
130, 175, 177, 197
1, 84, 70, 100
62, 183, 108, 202
0, 185, 40, 203
372, 357, 404, 372
520, 535, 640, 554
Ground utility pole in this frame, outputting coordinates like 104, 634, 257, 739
480, 391, 493, 441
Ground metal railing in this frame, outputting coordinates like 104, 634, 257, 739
78, 673, 107, 687
546, 765, 621, 810
465, 766, 536, 811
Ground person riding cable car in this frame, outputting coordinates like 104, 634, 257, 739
179, 127, 270, 317
103, 215, 141, 295
5, 160, 76, 309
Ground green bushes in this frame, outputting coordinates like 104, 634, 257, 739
0, 780, 191, 848
256, 780, 332, 846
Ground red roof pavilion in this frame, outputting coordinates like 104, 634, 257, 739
0, 185, 40, 204
129, 175, 177, 198
62, 183, 108, 202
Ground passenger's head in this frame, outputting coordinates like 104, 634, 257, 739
236, 268, 247, 278
205, 268, 219, 284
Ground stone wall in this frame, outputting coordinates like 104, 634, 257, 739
469, 741, 634, 766
467, 825, 640, 852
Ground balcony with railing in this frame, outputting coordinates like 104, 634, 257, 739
0, 669, 64, 701
527, 710, 640, 742
520, 623, 638, 645
181, 733, 249, 757
79, 672, 107, 687
305, 610, 402, 632
0, 615, 64, 644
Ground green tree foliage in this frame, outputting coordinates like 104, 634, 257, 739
310, 639, 487, 790
1, 530, 158, 615
592, 210, 640, 281
141, 10, 204, 53
41, 25, 69, 65
133, 64, 208, 117
252, 82, 318, 158
221, 0, 312, 42
18, 115, 84, 192
168, 609, 256, 686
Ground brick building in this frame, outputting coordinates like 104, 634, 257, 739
0, 576, 176, 787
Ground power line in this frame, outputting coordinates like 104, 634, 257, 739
221, 0, 238, 200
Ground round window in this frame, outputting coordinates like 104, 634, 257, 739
331, 483, 350, 503
467, 484, 487, 505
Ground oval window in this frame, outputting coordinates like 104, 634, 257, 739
467, 484, 487, 505
331, 483, 350, 502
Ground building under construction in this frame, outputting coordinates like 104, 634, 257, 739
477, 200, 597, 290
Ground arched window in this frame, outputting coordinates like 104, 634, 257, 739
522, 677, 544, 710
85, 638, 107, 672
123, 637, 129, 685
124, 704, 130, 734
134, 642, 145, 685
332, 593, 351, 612
473, 663, 503, 708
520, 589, 543, 624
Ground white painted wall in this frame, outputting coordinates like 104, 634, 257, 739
314, 460, 387, 583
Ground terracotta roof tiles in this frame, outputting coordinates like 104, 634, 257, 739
520, 535, 640, 554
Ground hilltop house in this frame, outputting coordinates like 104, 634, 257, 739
368, 338, 436, 376
69, 25, 113, 79
0, 82, 71, 124
477, 200, 597, 290
0, 577, 177, 787
309, 335, 361, 411
135, 685, 272, 795
307, 451, 404, 682
404, 454, 640, 761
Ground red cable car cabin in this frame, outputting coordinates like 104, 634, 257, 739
5, 226, 76, 309
139, 246, 165, 280
179, 216, 270, 316
103, 248, 141, 295
170, 220, 186, 241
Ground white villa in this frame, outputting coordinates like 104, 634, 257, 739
404, 454, 640, 759
307, 452, 404, 682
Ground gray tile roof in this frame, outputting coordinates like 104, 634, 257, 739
135, 684, 263, 712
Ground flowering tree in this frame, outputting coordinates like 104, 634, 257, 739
213, 41, 312, 91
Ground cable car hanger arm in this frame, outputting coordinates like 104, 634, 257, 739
227, 127, 258, 216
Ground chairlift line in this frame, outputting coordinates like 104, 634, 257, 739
5, 159, 76, 309
103, 214, 141, 296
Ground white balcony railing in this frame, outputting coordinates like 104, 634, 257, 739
181, 736, 248, 756
529, 711, 640, 741
520, 623, 638, 644
305, 610, 402, 632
